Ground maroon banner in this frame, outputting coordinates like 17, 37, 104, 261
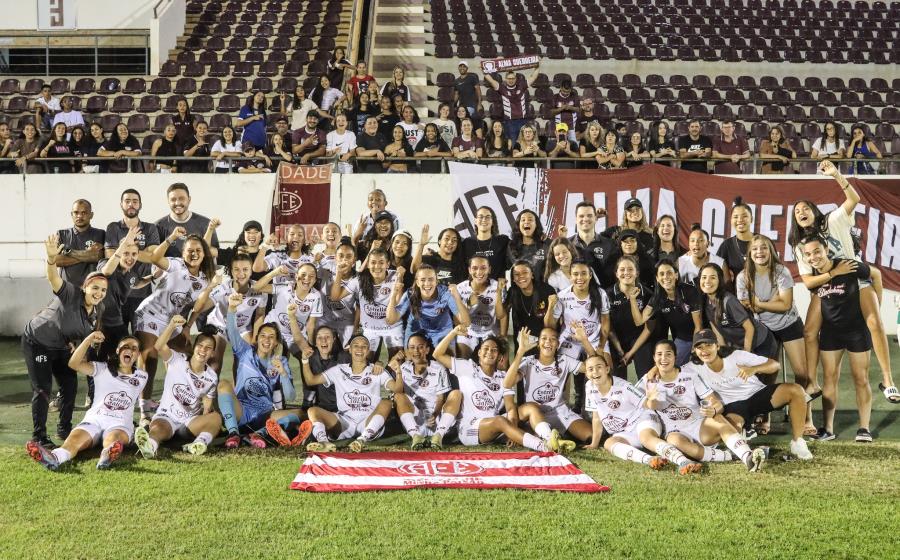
271, 163, 331, 242
541, 164, 900, 290
480, 54, 540, 74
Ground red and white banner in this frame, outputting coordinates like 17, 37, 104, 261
271, 162, 332, 241
290, 451, 608, 493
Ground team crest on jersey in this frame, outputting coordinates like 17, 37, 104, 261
378, 286, 391, 296
531, 382, 559, 404
664, 404, 692, 421
123, 376, 141, 387
190, 374, 207, 390
343, 389, 372, 411
477, 295, 492, 306
247, 298, 258, 306
172, 383, 197, 406
192, 281, 202, 291
169, 291, 191, 308
103, 391, 133, 411
673, 385, 686, 395
471, 389, 496, 411
236, 316, 249, 328
481, 379, 501, 392
608, 399, 621, 410
277, 313, 291, 327
148, 322, 157, 330
412, 376, 429, 387
358, 376, 373, 386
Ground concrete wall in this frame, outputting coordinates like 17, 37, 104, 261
0, 0, 156, 30
149, 0, 184, 74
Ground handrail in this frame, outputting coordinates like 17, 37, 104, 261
153, 0, 173, 18
347, 0, 366, 64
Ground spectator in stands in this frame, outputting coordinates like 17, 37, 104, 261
40, 122, 74, 174
579, 121, 604, 165
552, 80, 579, 142
512, 123, 546, 168
325, 113, 357, 174
172, 99, 196, 147
326, 47, 353, 92
211, 125, 242, 174
454, 105, 484, 140
0, 122, 16, 174
399, 105, 424, 148
575, 97, 599, 141
451, 118, 483, 161
181, 121, 212, 173
355, 115, 388, 173
79, 122, 105, 173
266, 132, 294, 170
596, 130, 625, 169
375, 94, 400, 139
346, 61, 378, 99
677, 120, 712, 173
292, 112, 327, 165
97, 122, 141, 173
648, 120, 677, 166
392, 94, 415, 122
544, 122, 580, 169
68, 126, 88, 173
381, 66, 411, 103
51, 96, 84, 133
345, 90, 373, 134
759, 125, 796, 175
33, 83, 60, 131
12, 122, 43, 174
624, 131, 650, 168
273, 116, 293, 153
235, 144, 272, 173
613, 123, 627, 142
453, 61, 481, 118
484, 65, 541, 143
149, 124, 180, 173
431, 103, 457, 147
415, 122, 452, 173
712, 120, 751, 174
310, 75, 345, 128
237, 91, 268, 150
483, 120, 512, 161
847, 124, 881, 175
810, 121, 846, 162
285, 86, 316, 131
384, 125, 415, 173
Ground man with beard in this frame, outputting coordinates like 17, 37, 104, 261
154, 183, 219, 259
55, 199, 106, 287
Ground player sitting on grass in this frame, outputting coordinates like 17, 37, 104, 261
299, 333, 402, 452
429, 325, 576, 453
584, 353, 703, 475
27, 332, 147, 471
641, 339, 767, 471
134, 315, 221, 458
218, 292, 308, 449
391, 332, 452, 450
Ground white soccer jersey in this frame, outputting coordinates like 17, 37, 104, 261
456, 279, 500, 336
585, 377, 646, 435
317, 267, 357, 338
137, 258, 209, 318
206, 278, 267, 333
343, 270, 398, 332
452, 358, 507, 420
156, 352, 218, 422
264, 282, 324, 344
82, 363, 148, 426
322, 363, 393, 420
636, 367, 713, 432
400, 360, 451, 422
518, 354, 582, 409
677, 253, 725, 285
553, 286, 609, 349
316, 253, 337, 277
693, 350, 768, 404
264, 251, 314, 279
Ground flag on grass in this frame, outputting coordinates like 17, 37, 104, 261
290, 451, 609, 493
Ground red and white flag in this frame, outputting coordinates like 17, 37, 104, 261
290, 451, 609, 493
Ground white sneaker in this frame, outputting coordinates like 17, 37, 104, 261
790, 438, 814, 460
747, 448, 767, 472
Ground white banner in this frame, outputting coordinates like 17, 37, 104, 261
38, 0, 77, 30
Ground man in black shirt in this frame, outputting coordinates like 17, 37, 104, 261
154, 183, 219, 258
677, 119, 712, 173
544, 123, 580, 169
574, 97, 600, 141
355, 116, 388, 173
566, 201, 615, 288
453, 61, 481, 117
55, 199, 105, 287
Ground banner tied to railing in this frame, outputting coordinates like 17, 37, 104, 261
271, 163, 332, 242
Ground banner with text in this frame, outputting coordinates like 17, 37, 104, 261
271, 163, 332, 242
448, 161, 543, 239
480, 54, 540, 75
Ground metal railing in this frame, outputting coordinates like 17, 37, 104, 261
0, 33, 151, 76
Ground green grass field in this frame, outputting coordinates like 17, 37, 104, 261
1, 338, 898, 559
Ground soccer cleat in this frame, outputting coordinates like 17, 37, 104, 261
747, 448, 767, 472
790, 438, 814, 460
349, 438, 365, 453
246, 433, 267, 449
647, 457, 669, 470
182, 441, 208, 456
96, 440, 124, 470
306, 441, 337, 452
678, 461, 704, 475
265, 418, 292, 447
547, 429, 563, 453
224, 434, 241, 449
134, 427, 156, 459
291, 420, 313, 447
855, 428, 873, 443
430, 433, 443, 450
743, 427, 758, 441
411, 434, 427, 450
26, 440, 59, 471
36, 436, 57, 450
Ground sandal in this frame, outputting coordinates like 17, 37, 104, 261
878, 383, 900, 404
803, 425, 819, 437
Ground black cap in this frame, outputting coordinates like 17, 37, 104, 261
243, 220, 263, 232
618, 228, 638, 241
624, 197, 642, 209
692, 329, 718, 348
374, 210, 393, 223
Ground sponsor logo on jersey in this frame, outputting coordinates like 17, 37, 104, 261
602, 416, 627, 433
343, 389, 372, 411
531, 382, 559, 404
663, 403, 693, 421
236, 315, 249, 328
364, 303, 387, 320
471, 389, 496, 411
397, 461, 485, 476
104, 391, 133, 411
172, 383, 198, 407
244, 377, 269, 398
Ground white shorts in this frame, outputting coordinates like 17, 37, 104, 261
662, 416, 705, 443
134, 309, 181, 338
540, 404, 584, 432
457, 415, 485, 446
411, 403, 436, 437
336, 411, 383, 440
152, 409, 199, 438
610, 413, 663, 448
73, 419, 134, 445
363, 328, 404, 353
457, 330, 496, 351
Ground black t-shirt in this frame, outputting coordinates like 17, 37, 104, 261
57, 226, 106, 287
376, 112, 400, 139
607, 283, 651, 345
508, 238, 549, 279
575, 113, 600, 136
97, 259, 140, 327
45, 139, 74, 172
569, 233, 616, 289
814, 258, 871, 330
355, 131, 387, 173
236, 156, 270, 172
704, 292, 769, 349
24, 281, 101, 350
454, 73, 480, 108
347, 107, 374, 134
462, 235, 510, 280
181, 136, 212, 173
172, 113, 195, 146
155, 212, 220, 258
101, 134, 142, 172
104, 219, 160, 300
648, 283, 702, 341
544, 138, 579, 169
507, 281, 556, 334
414, 136, 451, 173
309, 350, 350, 412
421, 252, 467, 285
677, 134, 713, 173
716, 236, 750, 278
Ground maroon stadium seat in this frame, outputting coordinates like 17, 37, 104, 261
191, 95, 214, 113
85, 95, 108, 114
252, 77, 274, 92
218, 94, 241, 112
22, 79, 44, 95
208, 62, 231, 78
111, 95, 135, 113
73, 78, 96, 95
224, 78, 248, 95
5, 96, 29, 113
199, 78, 222, 95
208, 113, 232, 133
158, 60, 180, 77
174, 78, 197, 95
100, 114, 121, 133
138, 95, 161, 113
99, 78, 121, 93
50, 78, 70, 95
152, 114, 173, 133
149, 78, 171, 95
126, 113, 149, 134
0, 79, 19, 95
123, 78, 146, 94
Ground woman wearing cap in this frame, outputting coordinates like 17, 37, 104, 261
677, 224, 727, 287
358, 210, 396, 264
387, 264, 470, 349
689, 329, 814, 460
643, 259, 703, 366
608, 228, 655, 290
716, 198, 754, 279
352, 189, 401, 246
606, 255, 655, 379
461, 206, 510, 281
23, 234, 109, 448
412, 224, 466, 285
602, 197, 655, 258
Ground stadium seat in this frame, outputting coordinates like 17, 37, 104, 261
0, 79, 19, 95
208, 113, 233, 133
199, 78, 223, 95
218, 94, 242, 112
99, 78, 120, 93
85, 95, 108, 114
126, 114, 150, 134
174, 78, 197, 95
123, 78, 146, 94
149, 78, 171, 95
111, 95, 135, 113
73, 78, 96, 95
100, 114, 121, 133
50, 78, 70, 95
151, 114, 173, 133
138, 95, 162, 113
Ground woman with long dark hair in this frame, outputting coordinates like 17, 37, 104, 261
412, 224, 466, 284
643, 259, 702, 366
461, 205, 510, 280
455, 256, 506, 358
39, 122, 74, 173
716, 198, 754, 279
606, 255, 655, 379
387, 264, 469, 348
508, 209, 548, 275
237, 90, 268, 149
653, 214, 684, 262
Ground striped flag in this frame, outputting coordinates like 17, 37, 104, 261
290, 451, 609, 493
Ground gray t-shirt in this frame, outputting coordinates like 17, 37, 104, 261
105, 219, 161, 300
735, 265, 799, 332
57, 226, 106, 287
97, 259, 140, 327
155, 212, 220, 258
704, 292, 769, 350
24, 281, 101, 350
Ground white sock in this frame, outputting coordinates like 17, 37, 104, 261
51, 448, 72, 464
534, 421, 553, 440
399, 413, 419, 436
147, 437, 159, 453
522, 433, 548, 452
312, 421, 328, 443
724, 433, 752, 464
702, 446, 734, 462
656, 442, 690, 466
435, 412, 457, 436
360, 415, 385, 442
610, 442, 651, 465
194, 432, 213, 446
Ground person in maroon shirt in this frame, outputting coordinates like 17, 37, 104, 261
551, 79, 579, 142
712, 120, 750, 174
291, 112, 327, 164
346, 61, 378, 100
484, 64, 541, 143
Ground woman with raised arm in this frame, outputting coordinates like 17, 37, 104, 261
252, 223, 313, 278
391, 333, 452, 449
256, 262, 322, 358
455, 256, 507, 358
387, 264, 470, 348
411, 224, 466, 285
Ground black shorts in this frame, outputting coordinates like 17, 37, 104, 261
751, 330, 779, 360
723, 384, 781, 426
819, 327, 871, 353
771, 318, 804, 343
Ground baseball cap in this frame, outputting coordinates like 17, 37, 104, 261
617, 228, 638, 241
458, 61, 469, 68
392, 229, 413, 241
692, 329, 718, 348
555, 122, 569, 132
624, 197, 643, 209
374, 210, 394, 223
